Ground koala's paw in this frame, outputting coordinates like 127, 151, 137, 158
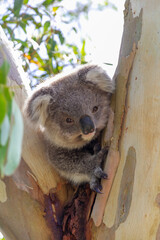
90, 146, 108, 193
94, 166, 108, 179
90, 167, 108, 194
90, 177, 103, 194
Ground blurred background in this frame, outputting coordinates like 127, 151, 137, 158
0, 0, 125, 87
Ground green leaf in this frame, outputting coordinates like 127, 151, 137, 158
72, 45, 79, 55
0, 144, 7, 173
23, 0, 29, 4
0, 93, 7, 126
35, 52, 44, 66
3, 87, 13, 119
6, 27, 13, 37
104, 62, 113, 66
14, 38, 28, 47
0, 61, 10, 85
2, 14, 9, 21
4, 99, 23, 176
14, 0, 24, 17
42, 0, 55, 7
0, 115, 10, 146
72, 27, 77, 33
44, 21, 50, 32
35, 22, 42, 29
3, 87, 13, 102
32, 7, 41, 15
19, 22, 27, 33
52, 6, 59, 13
47, 38, 56, 56
81, 39, 86, 63
22, 14, 34, 21
57, 31, 65, 44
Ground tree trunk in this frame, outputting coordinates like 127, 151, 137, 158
0, 27, 74, 240
90, 0, 160, 239
1, 0, 160, 239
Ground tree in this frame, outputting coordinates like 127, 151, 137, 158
0, 0, 113, 86
1, 0, 159, 239
91, 1, 160, 239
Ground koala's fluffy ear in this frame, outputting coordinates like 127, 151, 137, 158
24, 90, 52, 128
84, 65, 114, 93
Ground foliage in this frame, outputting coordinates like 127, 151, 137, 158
0, 0, 115, 86
0, 59, 23, 177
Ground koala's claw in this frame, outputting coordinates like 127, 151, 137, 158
92, 186, 103, 194
95, 188, 103, 194
90, 177, 103, 194
94, 166, 108, 179
101, 172, 108, 179
98, 184, 103, 191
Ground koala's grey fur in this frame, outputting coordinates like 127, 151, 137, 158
24, 64, 114, 193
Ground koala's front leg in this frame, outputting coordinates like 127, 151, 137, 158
48, 145, 108, 193
90, 147, 108, 193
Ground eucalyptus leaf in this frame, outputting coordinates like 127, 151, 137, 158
0, 144, 7, 173
4, 99, 23, 176
19, 22, 27, 33
42, 0, 55, 7
58, 31, 65, 44
2, 14, 9, 21
0, 93, 7, 126
0, 61, 10, 85
0, 115, 10, 146
24, 0, 29, 4
14, 0, 23, 17
44, 21, 50, 32
81, 39, 86, 63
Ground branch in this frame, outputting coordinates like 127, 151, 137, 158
0, 26, 73, 240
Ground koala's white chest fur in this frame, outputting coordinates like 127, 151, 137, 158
59, 170, 90, 184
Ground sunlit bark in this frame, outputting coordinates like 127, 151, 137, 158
91, 1, 160, 239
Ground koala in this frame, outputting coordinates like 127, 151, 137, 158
24, 64, 114, 193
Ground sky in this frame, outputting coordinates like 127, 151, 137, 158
61, 0, 125, 77
0, 0, 125, 79
85, 0, 125, 77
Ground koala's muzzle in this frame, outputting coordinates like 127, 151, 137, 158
79, 115, 95, 135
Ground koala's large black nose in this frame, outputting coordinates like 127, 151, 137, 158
79, 115, 95, 135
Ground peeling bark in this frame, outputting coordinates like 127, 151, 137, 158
62, 185, 92, 240
92, 1, 160, 239
92, 43, 137, 227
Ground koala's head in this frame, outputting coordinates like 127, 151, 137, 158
24, 64, 114, 149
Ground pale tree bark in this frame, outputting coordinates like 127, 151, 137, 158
1, 0, 160, 239
0, 26, 94, 240
0, 27, 74, 240
90, 0, 160, 239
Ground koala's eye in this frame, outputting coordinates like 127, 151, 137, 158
92, 106, 98, 113
66, 118, 74, 123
